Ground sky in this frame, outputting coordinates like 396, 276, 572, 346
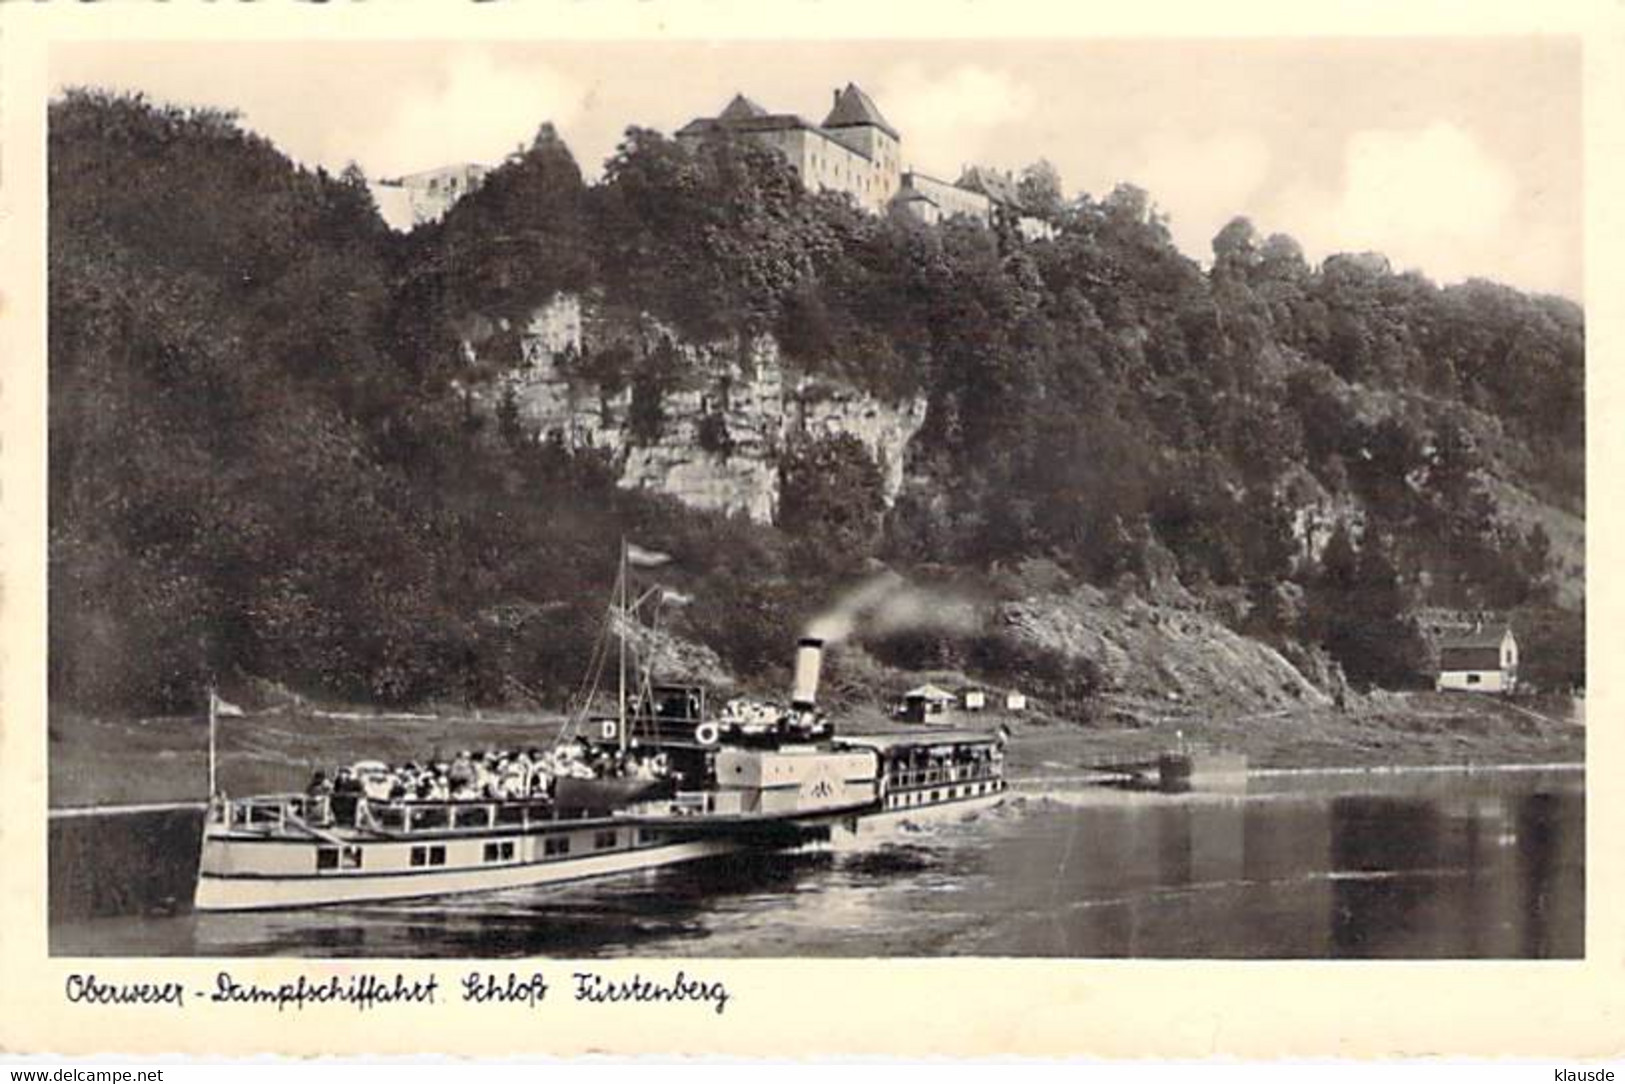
53, 38, 1581, 299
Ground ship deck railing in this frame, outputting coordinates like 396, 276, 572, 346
887, 764, 1001, 789
214, 793, 603, 839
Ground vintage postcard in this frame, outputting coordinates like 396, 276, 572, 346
0, 0, 1620, 1060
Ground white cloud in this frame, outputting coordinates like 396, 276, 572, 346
1121, 130, 1272, 262
1338, 123, 1516, 248
353, 51, 585, 178
1276, 122, 1521, 286
876, 63, 1036, 176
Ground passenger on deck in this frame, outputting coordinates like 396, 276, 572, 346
500, 756, 529, 799
447, 751, 477, 799
305, 770, 334, 825
359, 770, 392, 802
331, 768, 364, 826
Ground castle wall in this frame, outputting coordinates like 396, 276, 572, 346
904, 173, 993, 225
679, 113, 898, 213
822, 126, 901, 209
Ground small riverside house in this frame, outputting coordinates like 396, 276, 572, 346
1435, 626, 1519, 694
899, 684, 959, 724
962, 688, 987, 712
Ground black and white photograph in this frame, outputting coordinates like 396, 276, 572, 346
40, 32, 1585, 968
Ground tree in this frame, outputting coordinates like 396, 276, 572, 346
778, 435, 886, 571
1211, 216, 1261, 275
1017, 158, 1065, 220
1303, 527, 1425, 689
427, 120, 593, 322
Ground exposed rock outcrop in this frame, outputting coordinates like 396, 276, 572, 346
470, 293, 927, 524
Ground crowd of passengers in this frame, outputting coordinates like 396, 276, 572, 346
304, 740, 672, 807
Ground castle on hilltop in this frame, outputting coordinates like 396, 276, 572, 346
677, 83, 1057, 241
367, 83, 1057, 239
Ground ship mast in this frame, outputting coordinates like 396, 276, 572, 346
617, 536, 629, 756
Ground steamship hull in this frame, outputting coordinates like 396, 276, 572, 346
195, 814, 741, 912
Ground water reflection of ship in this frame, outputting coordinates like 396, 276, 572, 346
193, 545, 1010, 911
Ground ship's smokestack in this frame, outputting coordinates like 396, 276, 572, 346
792, 637, 824, 711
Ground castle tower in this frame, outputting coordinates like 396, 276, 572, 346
821, 83, 901, 210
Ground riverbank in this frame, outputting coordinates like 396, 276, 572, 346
47, 689, 1582, 809
1003, 690, 1584, 781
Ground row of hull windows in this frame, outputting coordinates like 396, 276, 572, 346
885, 780, 1004, 810
315, 829, 664, 872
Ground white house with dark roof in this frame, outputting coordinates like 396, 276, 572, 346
1435, 625, 1519, 694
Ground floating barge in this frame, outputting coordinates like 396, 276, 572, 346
1086, 750, 1248, 792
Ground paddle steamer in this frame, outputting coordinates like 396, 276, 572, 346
195, 553, 1010, 912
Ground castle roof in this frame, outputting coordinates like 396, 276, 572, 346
957, 165, 1025, 209
678, 103, 881, 162
719, 93, 768, 121
822, 83, 900, 140
678, 110, 818, 138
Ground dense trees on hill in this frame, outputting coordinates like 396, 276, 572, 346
48, 91, 1585, 713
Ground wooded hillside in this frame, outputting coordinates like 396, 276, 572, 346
48, 91, 1585, 715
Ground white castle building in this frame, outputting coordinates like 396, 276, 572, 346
369, 162, 491, 231
678, 83, 1056, 240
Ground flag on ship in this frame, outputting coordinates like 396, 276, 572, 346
626, 543, 673, 568
211, 690, 245, 717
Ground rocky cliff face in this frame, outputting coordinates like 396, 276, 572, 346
472, 293, 927, 524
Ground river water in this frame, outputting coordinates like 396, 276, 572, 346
50, 768, 1583, 958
